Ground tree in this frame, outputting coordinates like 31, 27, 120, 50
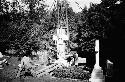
0, 0, 48, 56
76, 0, 122, 56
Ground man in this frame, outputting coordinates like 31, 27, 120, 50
66, 52, 78, 66
16, 56, 35, 77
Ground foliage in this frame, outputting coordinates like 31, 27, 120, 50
52, 66, 91, 80
76, 0, 120, 52
0, 0, 48, 56
1, 0, 120, 57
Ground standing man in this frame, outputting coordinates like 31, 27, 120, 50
16, 56, 33, 77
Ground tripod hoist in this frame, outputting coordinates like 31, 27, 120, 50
53, 0, 70, 60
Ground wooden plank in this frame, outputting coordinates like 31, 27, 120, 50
36, 63, 59, 74
36, 63, 63, 77
35, 63, 57, 73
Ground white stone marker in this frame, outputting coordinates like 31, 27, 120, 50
53, 27, 68, 59
94, 40, 101, 69
89, 40, 105, 82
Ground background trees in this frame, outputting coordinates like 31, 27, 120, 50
0, 0, 124, 60
0, 0, 48, 56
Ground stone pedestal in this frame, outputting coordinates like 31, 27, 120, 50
90, 67, 105, 82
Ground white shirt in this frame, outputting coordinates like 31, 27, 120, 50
20, 56, 31, 68
0, 52, 3, 58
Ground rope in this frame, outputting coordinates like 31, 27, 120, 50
75, 1, 83, 10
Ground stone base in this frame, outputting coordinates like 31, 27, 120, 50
90, 67, 105, 82
89, 79, 105, 82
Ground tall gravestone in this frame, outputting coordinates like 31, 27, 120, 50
53, 22, 70, 66
36, 50, 49, 66
90, 40, 105, 82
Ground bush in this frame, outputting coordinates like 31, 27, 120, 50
52, 66, 91, 80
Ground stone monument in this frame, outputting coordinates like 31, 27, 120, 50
89, 40, 105, 82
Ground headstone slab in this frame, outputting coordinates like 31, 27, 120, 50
75, 57, 86, 65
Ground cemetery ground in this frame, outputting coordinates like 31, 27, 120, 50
0, 56, 89, 82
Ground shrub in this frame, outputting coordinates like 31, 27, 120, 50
52, 66, 91, 80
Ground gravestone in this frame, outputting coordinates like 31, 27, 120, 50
36, 50, 49, 66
